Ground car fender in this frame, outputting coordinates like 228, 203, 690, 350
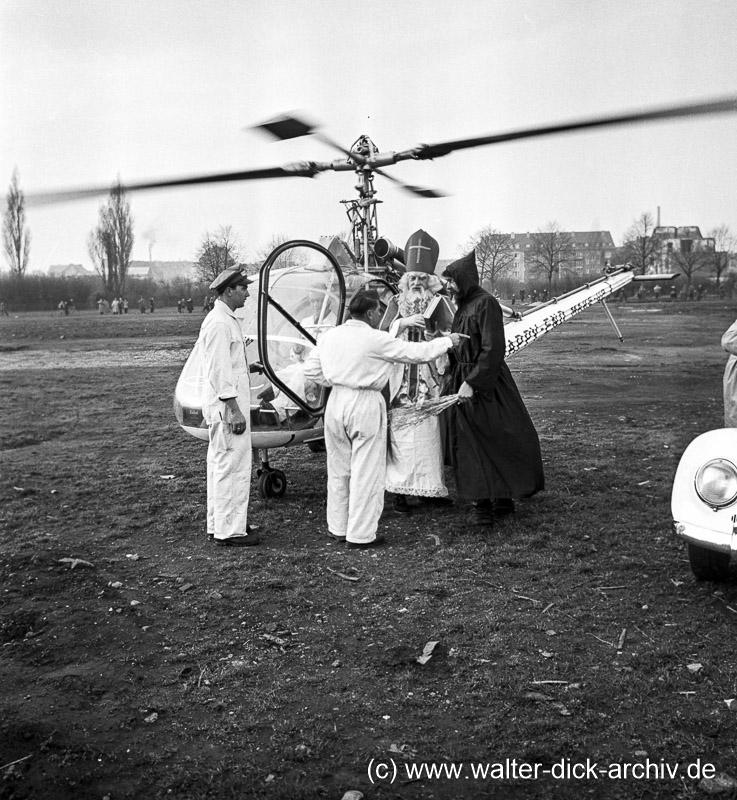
672, 428, 737, 553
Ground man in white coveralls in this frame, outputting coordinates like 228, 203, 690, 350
199, 267, 261, 547
303, 289, 464, 549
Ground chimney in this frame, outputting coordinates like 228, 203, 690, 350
657, 206, 661, 227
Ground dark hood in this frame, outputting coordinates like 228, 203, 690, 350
442, 250, 481, 303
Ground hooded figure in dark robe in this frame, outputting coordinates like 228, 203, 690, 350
441, 251, 544, 524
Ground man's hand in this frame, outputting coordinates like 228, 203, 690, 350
231, 408, 247, 435
250, 361, 265, 374
224, 398, 248, 435
448, 332, 467, 348
457, 381, 475, 403
401, 313, 426, 331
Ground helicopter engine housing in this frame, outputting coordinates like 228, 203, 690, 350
373, 237, 405, 265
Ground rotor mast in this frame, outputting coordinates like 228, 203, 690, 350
340, 135, 382, 274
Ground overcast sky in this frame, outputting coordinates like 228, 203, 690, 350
2, 0, 736, 272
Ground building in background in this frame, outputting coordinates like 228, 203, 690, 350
48, 263, 93, 277
127, 260, 198, 281
507, 230, 615, 282
649, 226, 715, 274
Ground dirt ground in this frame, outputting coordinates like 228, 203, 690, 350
2, 300, 737, 800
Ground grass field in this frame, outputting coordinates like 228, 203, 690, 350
1, 300, 737, 800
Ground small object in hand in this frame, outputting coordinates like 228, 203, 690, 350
389, 395, 461, 430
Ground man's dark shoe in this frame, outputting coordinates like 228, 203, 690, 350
209, 523, 259, 541
493, 499, 516, 518
469, 499, 494, 527
420, 495, 454, 507
346, 534, 387, 549
393, 494, 412, 514
214, 531, 261, 547
327, 531, 346, 541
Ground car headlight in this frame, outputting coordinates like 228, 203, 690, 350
694, 458, 737, 509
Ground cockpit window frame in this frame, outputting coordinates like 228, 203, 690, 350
257, 240, 346, 416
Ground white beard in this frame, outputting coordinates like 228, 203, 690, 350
398, 286, 435, 317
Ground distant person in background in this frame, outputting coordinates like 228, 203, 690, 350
670, 285, 677, 300
653, 284, 662, 302
111, 297, 120, 314
722, 318, 737, 427
97, 298, 105, 315
177, 299, 184, 313
122, 298, 128, 314
150, 297, 155, 314
519, 288, 526, 303
139, 297, 146, 313
0, 301, 9, 316
187, 297, 194, 313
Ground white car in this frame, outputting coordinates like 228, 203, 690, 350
672, 428, 737, 580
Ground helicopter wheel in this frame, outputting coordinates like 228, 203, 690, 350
257, 469, 288, 499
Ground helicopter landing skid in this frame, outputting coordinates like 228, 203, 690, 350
254, 448, 288, 499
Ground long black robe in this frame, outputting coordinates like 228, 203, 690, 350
442, 252, 544, 501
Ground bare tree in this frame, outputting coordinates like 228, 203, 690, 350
253, 233, 302, 273
527, 222, 574, 293
623, 211, 659, 274
255, 234, 291, 264
3, 169, 31, 277
675, 241, 708, 295
464, 226, 515, 292
87, 181, 134, 296
196, 226, 243, 284
706, 224, 736, 291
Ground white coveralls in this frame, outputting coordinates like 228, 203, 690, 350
303, 320, 453, 544
722, 319, 737, 427
198, 299, 252, 541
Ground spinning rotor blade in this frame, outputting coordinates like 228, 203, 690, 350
254, 114, 318, 141
28, 96, 736, 206
28, 162, 326, 206
255, 113, 444, 198
370, 169, 446, 199
400, 96, 737, 161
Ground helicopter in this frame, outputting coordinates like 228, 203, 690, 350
30, 97, 737, 498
